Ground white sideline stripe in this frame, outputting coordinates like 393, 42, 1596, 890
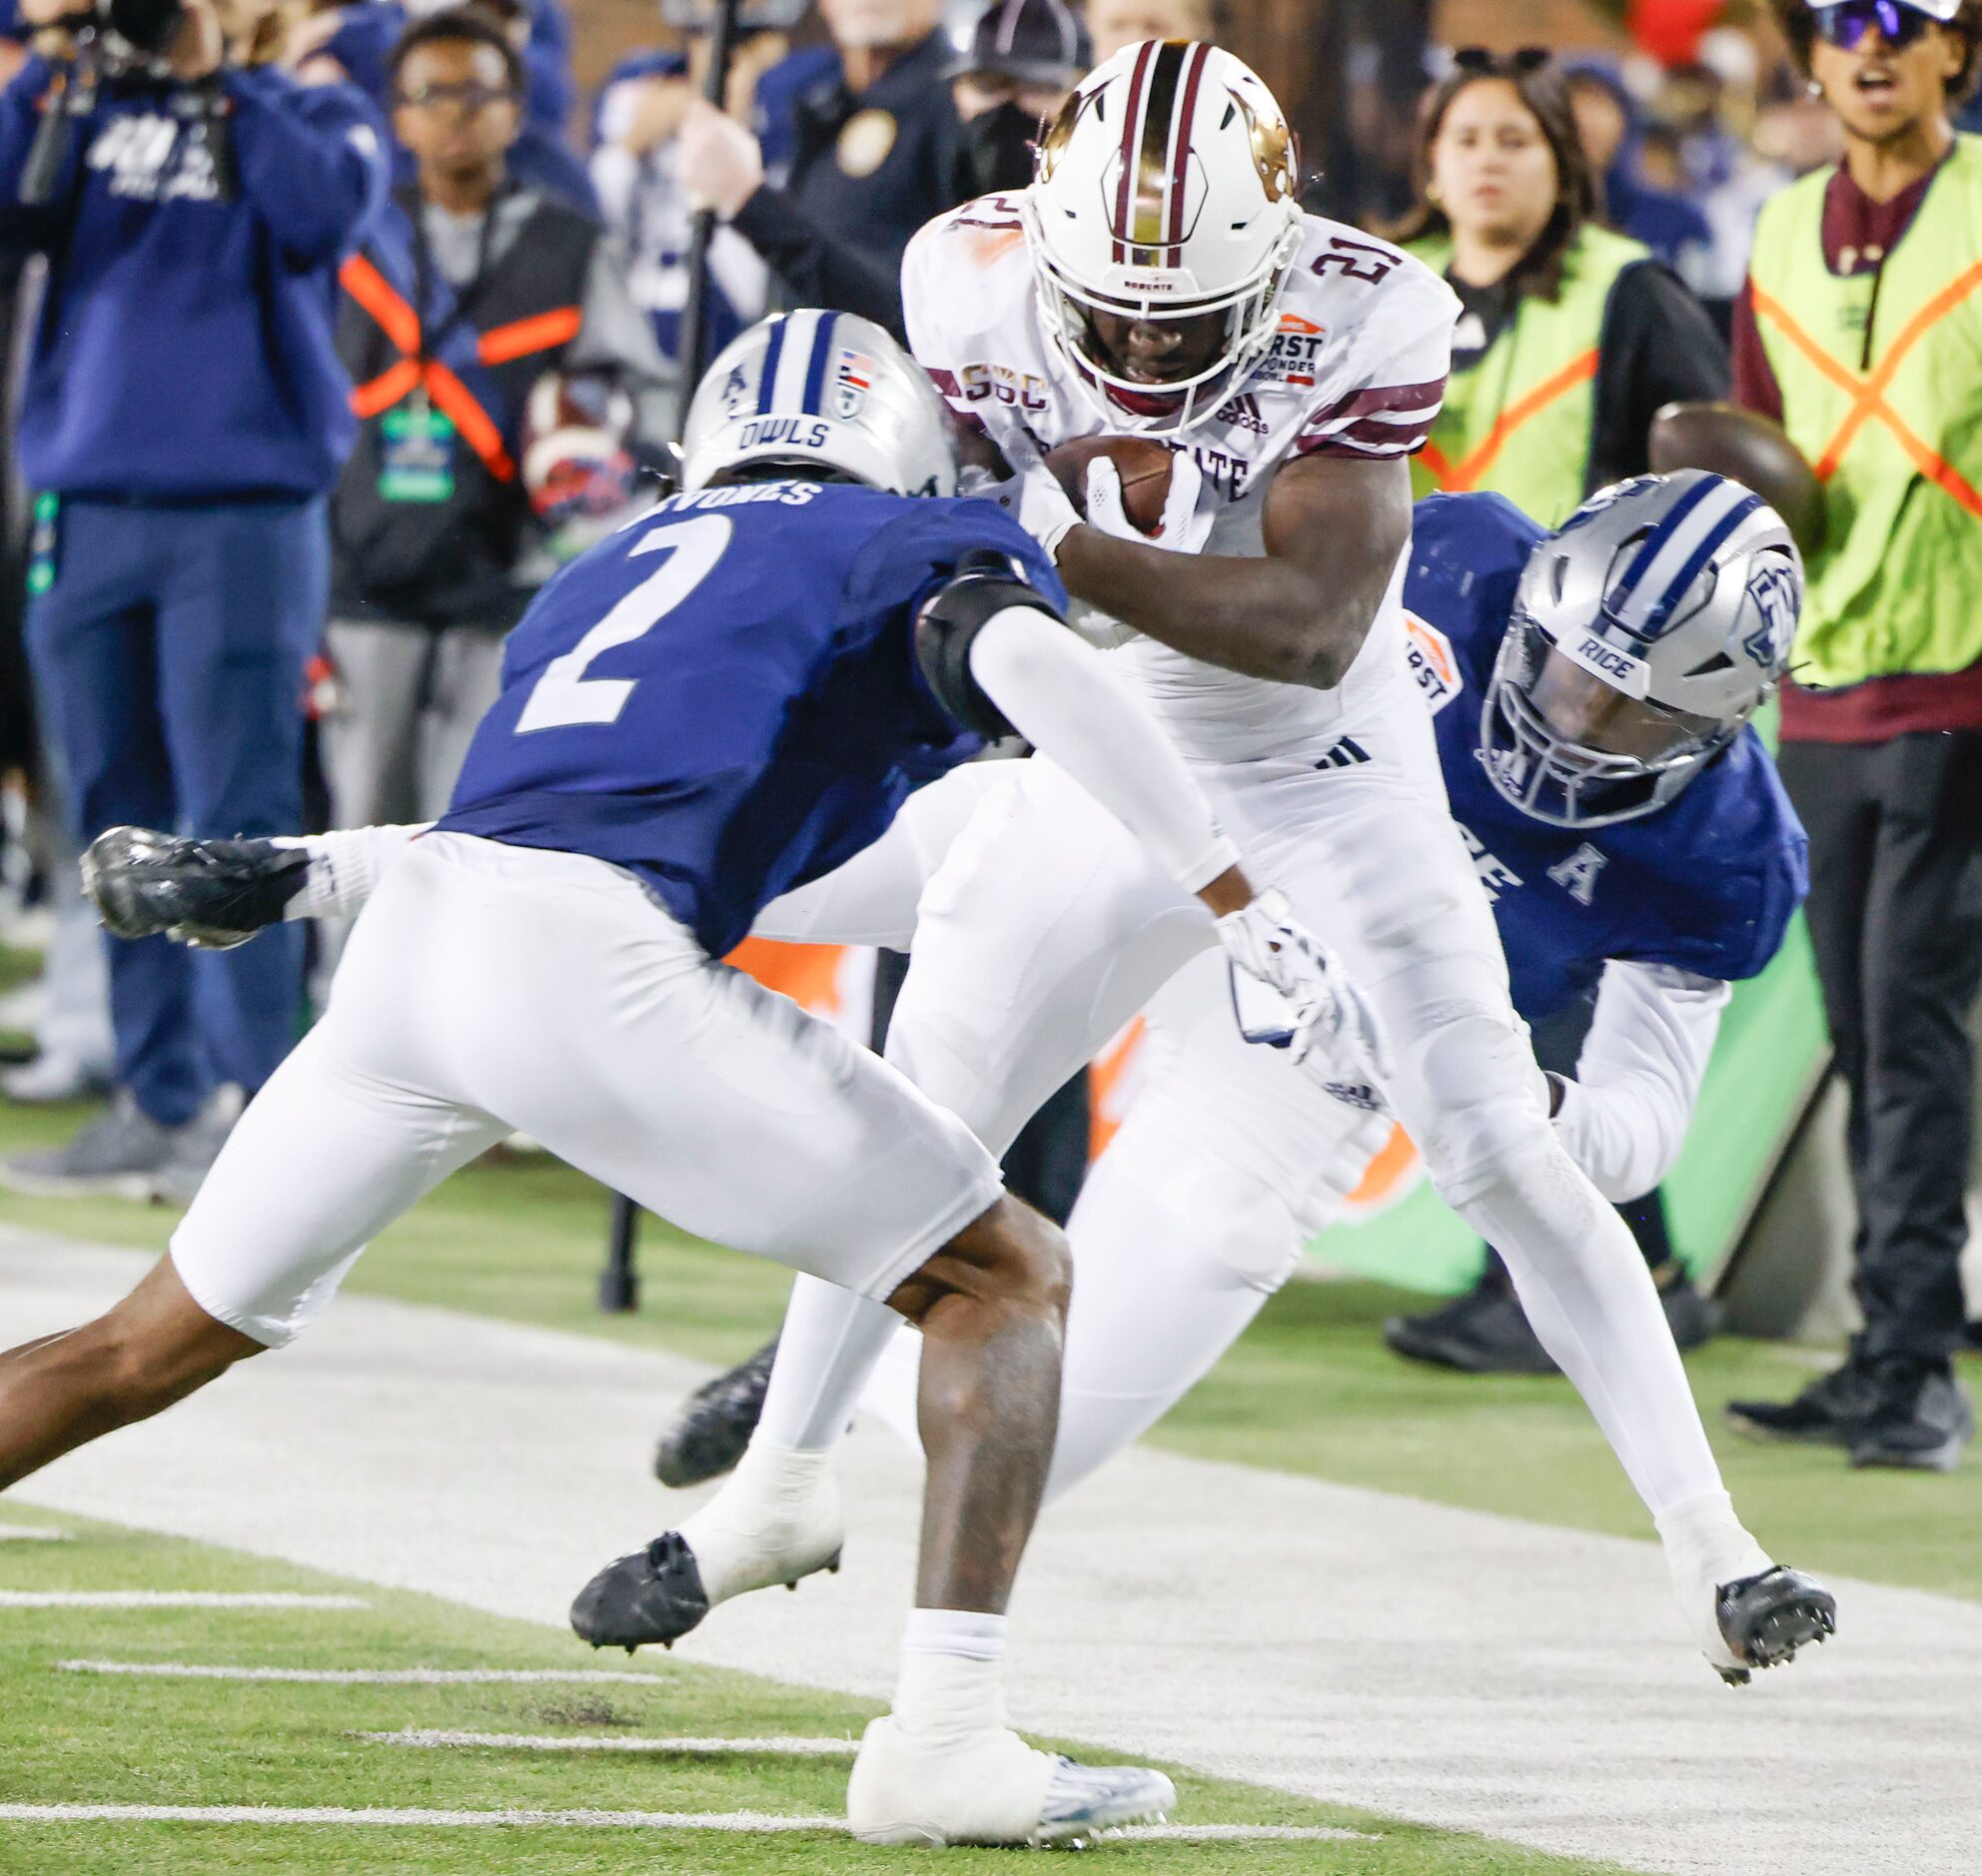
0, 1803, 830, 1832
364, 1727, 856, 1755
61, 1659, 672, 1685
0, 1804, 1368, 1843
0, 1592, 366, 1609
0, 1526, 71, 1541
1121, 1825, 1373, 1843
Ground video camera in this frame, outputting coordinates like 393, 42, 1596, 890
17, 0, 234, 206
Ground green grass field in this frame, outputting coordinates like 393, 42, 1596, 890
1, 1081, 1977, 1874
0, 1501, 1634, 1875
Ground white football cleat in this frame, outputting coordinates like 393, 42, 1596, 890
846, 1714, 1177, 1847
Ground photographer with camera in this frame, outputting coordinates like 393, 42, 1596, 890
0, 0, 388, 1203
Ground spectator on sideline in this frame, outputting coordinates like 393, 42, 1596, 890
1565, 62, 1717, 287
1382, 49, 1730, 1378
324, 9, 672, 842
671, 0, 961, 335
292, 0, 596, 211
1725, 0, 1982, 1471
0, 0, 388, 1202
588, 23, 793, 366
947, 0, 1089, 201
1083, 0, 1209, 65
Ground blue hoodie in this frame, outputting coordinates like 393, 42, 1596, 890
0, 59, 390, 499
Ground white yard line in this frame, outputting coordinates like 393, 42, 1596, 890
9, 1234, 1981, 1876
362, 1726, 857, 1754
60, 1660, 674, 1686
0, 1803, 832, 1831
0, 1525, 70, 1541
0, 1802, 1367, 1842
0, 1592, 365, 1609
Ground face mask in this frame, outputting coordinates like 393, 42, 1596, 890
960, 100, 1039, 196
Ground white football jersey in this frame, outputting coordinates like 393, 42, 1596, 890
902, 194, 1461, 760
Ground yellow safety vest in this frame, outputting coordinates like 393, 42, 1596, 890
1747, 137, 1982, 689
1410, 224, 1648, 527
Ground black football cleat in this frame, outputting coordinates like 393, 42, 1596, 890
1713, 1565, 1836, 1686
1385, 1265, 1720, 1377
1849, 1361, 1973, 1472
652, 1337, 779, 1487
83, 826, 308, 951
1726, 1357, 1879, 1448
570, 1531, 711, 1652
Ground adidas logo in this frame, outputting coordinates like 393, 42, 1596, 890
1313, 736, 1371, 770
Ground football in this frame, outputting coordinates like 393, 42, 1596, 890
1647, 401, 1827, 558
1043, 435, 1176, 535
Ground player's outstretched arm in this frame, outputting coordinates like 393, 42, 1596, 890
84, 823, 427, 949
1051, 451, 1414, 690
1549, 962, 1730, 1203
957, 602, 1387, 1077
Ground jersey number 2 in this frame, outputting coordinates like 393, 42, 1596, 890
514, 513, 733, 734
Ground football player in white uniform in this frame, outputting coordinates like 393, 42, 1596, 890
628, 41, 1821, 1684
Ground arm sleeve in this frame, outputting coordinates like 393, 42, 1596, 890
728, 182, 906, 336
271, 824, 428, 921
566, 229, 680, 452
1587, 262, 1731, 491
965, 605, 1240, 894
1728, 278, 1784, 424
1549, 960, 1730, 1202
222, 71, 389, 266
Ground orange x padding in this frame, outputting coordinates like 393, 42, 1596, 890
1419, 348, 1599, 492
339, 254, 421, 358
1751, 266, 1982, 523
351, 358, 423, 422
424, 362, 516, 482
479, 306, 582, 367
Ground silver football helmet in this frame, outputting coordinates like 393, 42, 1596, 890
679, 310, 959, 498
1482, 470, 1802, 829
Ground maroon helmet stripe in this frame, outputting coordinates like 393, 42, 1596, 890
1132, 41, 1187, 259
1112, 40, 1157, 265
1167, 42, 1209, 247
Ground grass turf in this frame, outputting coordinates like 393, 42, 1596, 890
3, 1104, 1976, 1603
0, 1502, 1635, 1876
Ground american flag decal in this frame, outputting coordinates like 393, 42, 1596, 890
833, 350, 875, 418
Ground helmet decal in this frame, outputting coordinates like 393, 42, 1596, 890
1227, 85, 1297, 205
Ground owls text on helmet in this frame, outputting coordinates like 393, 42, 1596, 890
680, 312, 959, 499
1023, 41, 1305, 437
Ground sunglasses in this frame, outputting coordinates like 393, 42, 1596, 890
1812, 1, 1941, 51
1453, 46, 1552, 77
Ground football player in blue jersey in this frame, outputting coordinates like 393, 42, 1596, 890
646, 469, 1833, 1686
89, 469, 1839, 1690
0, 310, 1377, 1848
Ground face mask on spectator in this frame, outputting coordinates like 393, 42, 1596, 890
959, 100, 1040, 195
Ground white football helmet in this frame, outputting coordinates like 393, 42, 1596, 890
1022, 39, 1305, 437
679, 310, 959, 497
1483, 471, 1802, 828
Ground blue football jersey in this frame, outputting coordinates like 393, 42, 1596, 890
441, 480, 1062, 957
1402, 493, 1810, 1023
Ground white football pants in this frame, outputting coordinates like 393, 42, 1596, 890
169, 832, 1002, 1347
750, 647, 1729, 1524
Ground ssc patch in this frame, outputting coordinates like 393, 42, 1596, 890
1403, 610, 1462, 716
